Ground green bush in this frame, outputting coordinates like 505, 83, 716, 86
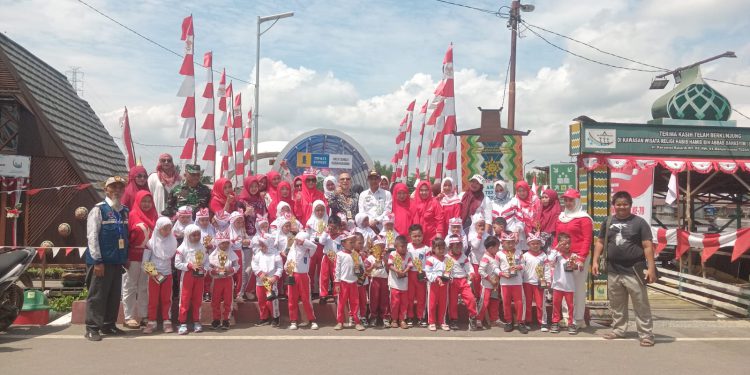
49, 288, 88, 313
24, 267, 66, 279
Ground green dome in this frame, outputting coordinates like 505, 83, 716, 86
667, 83, 731, 121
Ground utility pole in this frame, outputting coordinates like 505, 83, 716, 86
506, 1, 534, 130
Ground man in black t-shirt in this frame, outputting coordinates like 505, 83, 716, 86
592, 191, 656, 347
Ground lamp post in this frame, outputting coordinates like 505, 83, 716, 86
507, 1, 534, 130
523, 159, 535, 178
254, 11, 294, 174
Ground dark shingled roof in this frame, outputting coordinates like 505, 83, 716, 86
0, 32, 127, 185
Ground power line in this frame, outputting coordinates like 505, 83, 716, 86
732, 108, 750, 120
111, 135, 182, 148
705, 78, 750, 88
433, 0, 499, 15
76, 0, 253, 85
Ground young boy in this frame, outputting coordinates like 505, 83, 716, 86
492, 217, 508, 237
498, 232, 527, 334
252, 234, 282, 327
477, 236, 501, 330
207, 231, 239, 330
446, 235, 478, 331
548, 232, 579, 334
352, 232, 369, 326
468, 214, 489, 297
447, 217, 468, 252
318, 215, 344, 303
284, 232, 319, 330
407, 224, 430, 327
173, 206, 194, 243
334, 231, 366, 331
521, 233, 550, 331
196, 208, 215, 302
425, 238, 451, 331
174, 224, 209, 335
366, 237, 389, 328
388, 235, 412, 329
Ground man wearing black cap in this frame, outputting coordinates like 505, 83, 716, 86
163, 164, 211, 218
358, 169, 392, 230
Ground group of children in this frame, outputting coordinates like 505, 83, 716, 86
136, 202, 584, 335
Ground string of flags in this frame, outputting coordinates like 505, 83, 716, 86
0, 247, 89, 259
0, 183, 92, 196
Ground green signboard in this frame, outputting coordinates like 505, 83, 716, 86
573, 122, 750, 157
549, 163, 576, 194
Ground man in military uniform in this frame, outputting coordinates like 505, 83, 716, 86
163, 164, 211, 218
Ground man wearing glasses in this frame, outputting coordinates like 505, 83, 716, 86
163, 164, 211, 218
358, 169, 392, 231
329, 172, 359, 222
147, 153, 182, 215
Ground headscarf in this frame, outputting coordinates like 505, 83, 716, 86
558, 191, 592, 224
323, 176, 337, 200
293, 176, 303, 196
440, 177, 461, 206
238, 175, 262, 203
228, 210, 247, 247
460, 178, 485, 223
156, 153, 180, 188
306, 200, 329, 234
265, 170, 281, 202
177, 224, 203, 253
257, 174, 268, 193
269, 180, 293, 222
148, 217, 178, 259
391, 183, 411, 235
122, 166, 149, 210
209, 178, 232, 214
129, 190, 157, 232
355, 212, 369, 228
514, 181, 533, 209
538, 189, 561, 233
298, 172, 326, 222
492, 180, 511, 207
275, 201, 292, 220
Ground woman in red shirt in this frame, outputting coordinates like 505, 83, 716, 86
410, 180, 445, 245
123, 190, 157, 329
438, 177, 461, 236
209, 178, 235, 216
392, 183, 411, 236
294, 171, 326, 223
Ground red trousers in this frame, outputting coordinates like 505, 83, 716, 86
308, 244, 323, 293
178, 272, 204, 323
368, 277, 389, 320
319, 253, 336, 297
428, 281, 448, 325
390, 289, 409, 321
501, 284, 524, 324
449, 277, 477, 320
147, 274, 173, 321
287, 273, 316, 322
477, 287, 500, 323
211, 277, 233, 320
336, 281, 360, 324
407, 271, 426, 320
552, 289, 574, 325
255, 284, 280, 320
523, 283, 545, 324
471, 264, 481, 297
356, 284, 367, 319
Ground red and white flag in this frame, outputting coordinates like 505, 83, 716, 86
244, 108, 253, 173
414, 100, 429, 182
233, 93, 244, 178
120, 107, 136, 169
398, 100, 416, 182
178, 15, 196, 162
674, 228, 750, 261
200, 51, 216, 178
222, 81, 235, 179
439, 44, 458, 184
216, 69, 230, 177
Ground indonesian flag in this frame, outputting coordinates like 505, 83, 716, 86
120, 107, 136, 169
178, 15, 196, 162
399, 99, 416, 182
200, 51, 216, 178
414, 100, 428, 182
531, 175, 538, 197
217, 69, 230, 177
233, 93, 244, 178
244, 108, 253, 172
440, 44, 458, 184
221, 81, 235, 179
393, 104, 410, 180
665, 173, 678, 205
673, 228, 750, 261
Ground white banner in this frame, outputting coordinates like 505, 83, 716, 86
610, 165, 654, 222
329, 154, 353, 169
0, 155, 30, 178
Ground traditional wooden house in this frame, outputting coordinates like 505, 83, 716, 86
0, 33, 127, 248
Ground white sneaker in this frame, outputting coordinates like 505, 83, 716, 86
310, 322, 319, 330
298, 321, 309, 327
194, 322, 203, 333
289, 322, 298, 330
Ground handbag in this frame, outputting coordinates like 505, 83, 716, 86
598, 216, 611, 275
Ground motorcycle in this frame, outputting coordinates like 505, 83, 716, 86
0, 248, 35, 331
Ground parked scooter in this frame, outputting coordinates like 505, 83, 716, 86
0, 248, 35, 331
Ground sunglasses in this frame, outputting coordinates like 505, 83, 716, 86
340, 177, 351, 181
295, 184, 302, 187
135, 174, 147, 178
160, 159, 173, 163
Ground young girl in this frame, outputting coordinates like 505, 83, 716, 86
208, 231, 239, 330
498, 232, 527, 334
142, 217, 178, 334
306, 200, 328, 298
270, 202, 293, 234
468, 214, 489, 297
522, 233, 550, 331
407, 224, 430, 327
352, 232, 369, 326
446, 235, 478, 331
334, 231, 366, 331
425, 238, 450, 331
388, 235, 412, 329
172, 206, 194, 243
548, 232, 579, 334
477, 236, 501, 330
229, 210, 253, 301
355, 213, 377, 245
285, 232, 319, 330
252, 234, 282, 327
379, 214, 398, 251
195, 208, 215, 302
319, 215, 344, 303
366, 237, 389, 328
174, 224, 209, 335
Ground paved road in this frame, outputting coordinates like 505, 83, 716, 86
2, 320, 749, 375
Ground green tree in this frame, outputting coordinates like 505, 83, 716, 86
374, 160, 394, 180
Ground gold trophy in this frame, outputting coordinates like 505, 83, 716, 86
373, 245, 383, 263
385, 230, 395, 252
506, 251, 518, 277
536, 263, 547, 288
326, 245, 337, 263
442, 257, 454, 282
144, 261, 166, 284
286, 234, 294, 255
565, 254, 579, 272
315, 220, 325, 243
262, 276, 277, 301
285, 260, 296, 286
193, 250, 205, 277
393, 253, 405, 278
217, 250, 228, 277
352, 251, 365, 285
202, 234, 213, 250
413, 257, 426, 281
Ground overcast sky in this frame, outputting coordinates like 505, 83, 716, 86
2, 0, 749, 174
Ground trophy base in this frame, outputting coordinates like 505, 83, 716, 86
265, 291, 277, 301
440, 276, 451, 282
154, 274, 167, 284
417, 272, 426, 281
192, 270, 205, 277
217, 272, 226, 278
508, 271, 518, 278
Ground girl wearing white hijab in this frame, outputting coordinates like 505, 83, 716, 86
323, 176, 338, 201
270, 201, 293, 234
229, 210, 253, 301
355, 212, 377, 246
491, 180, 512, 214
174, 224, 209, 335
143, 216, 178, 333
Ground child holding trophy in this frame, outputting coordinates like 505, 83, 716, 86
284, 232, 319, 330
318, 215, 344, 304
334, 231, 366, 331
522, 233, 550, 331
142, 217, 178, 334
498, 232, 527, 333
174, 224, 209, 335
305, 200, 328, 298
388, 235, 412, 329
366, 237, 389, 328
477, 236, 502, 330
468, 214, 489, 298
352, 232, 369, 326
354, 212, 377, 245
228, 210, 253, 301
446, 235, 478, 331
424, 238, 451, 331
547, 232, 579, 334
379, 214, 398, 252
252, 234, 282, 327
196, 208, 216, 302
208, 231, 239, 330
407, 224, 430, 327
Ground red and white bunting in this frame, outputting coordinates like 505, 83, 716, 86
244, 108, 253, 173
120, 107, 136, 169
222, 82, 235, 179
579, 155, 750, 174
200, 51, 216, 178
414, 100, 429, 182
652, 227, 750, 262
440, 44, 458, 185
233, 93, 244, 179
216, 69, 230, 178
178, 15, 197, 162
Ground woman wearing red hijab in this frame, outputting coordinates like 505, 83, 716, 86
265, 171, 282, 203
538, 189, 561, 250
209, 178, 236, 215
391, 183, 411, 236
294, 171, 327, 223
500, 180, 540, 251
268, 180, 294, 222
410, 180, 444, 244
123, 190, 157, 329
122, 166, 150, 210
238, 175, 268, 237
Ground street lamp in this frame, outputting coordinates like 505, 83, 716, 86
254, 11, 294, 174
523, 159, 535, 177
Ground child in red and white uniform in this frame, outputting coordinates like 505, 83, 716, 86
269, 202, 293, 234
305, 200, 328, 298
252, 234, 282, 327
548, 232, 580, 334
388, 235, 412, 329
366, 237, 389, 327
407, 224, 430, 327
379, 214, 398, 250
477, 236, 501, 330
467, 214, 489, 297
207, 231, 239, 330
318, 215, 344, 303
172, 206, 194, 243
521, 233, 550, 331
352, 232, 370, 326
446, 235, 478, 331
196, 208, 216, 302
425, 238, 451, 331
498, 232, 527, 334
355, 212, 378, 245
228, 210, 253, 300
174, 224, 209, 335
142, 217, 178, 334
334, 231, 366, 331
284, 232, 319, 330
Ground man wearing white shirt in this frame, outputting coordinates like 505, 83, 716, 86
358, 169, 392, 230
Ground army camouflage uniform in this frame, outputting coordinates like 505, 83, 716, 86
162, 183, 211, 218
